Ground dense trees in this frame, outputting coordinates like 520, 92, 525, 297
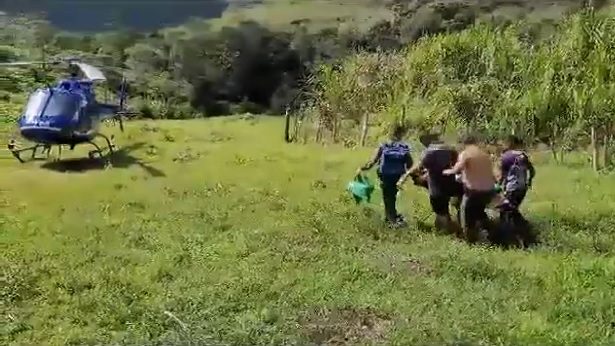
0, 14, 370, 118
1, 20, 366, 116
303, 8, 615, 170
1, 1, 600, 120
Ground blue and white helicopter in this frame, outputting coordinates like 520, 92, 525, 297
1, 57, 133, 166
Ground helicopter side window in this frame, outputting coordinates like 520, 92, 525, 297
45, 92, 81, 118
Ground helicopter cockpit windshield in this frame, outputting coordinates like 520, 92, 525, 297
22, 89, 82, 123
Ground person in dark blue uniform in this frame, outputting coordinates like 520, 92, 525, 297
357, 123, 413, 227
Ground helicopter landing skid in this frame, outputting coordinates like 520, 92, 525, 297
86, 133, 115, 168
7, 141, 53, 163
7, 134, 115, 167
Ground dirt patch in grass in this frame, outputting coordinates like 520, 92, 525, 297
299, 307, 393, 345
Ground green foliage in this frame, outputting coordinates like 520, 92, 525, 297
0, 100, 21, 124
211, 0, 393, 32
2, 118, 615, 344
306, 9, 615, 169
1, 0, 601, 120
310, 52, 404, 140
0, 45, 21, 62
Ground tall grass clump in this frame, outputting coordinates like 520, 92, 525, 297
304, 8, 615, 170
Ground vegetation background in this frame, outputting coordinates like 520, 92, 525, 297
3, 0, 615, 345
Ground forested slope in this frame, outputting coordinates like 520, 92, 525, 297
0, 0, 611, 120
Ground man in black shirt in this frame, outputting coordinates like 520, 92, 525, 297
398, 134, 463, 232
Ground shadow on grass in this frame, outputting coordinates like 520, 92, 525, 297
531, 211, 615, 254
355, 208, 543, 251
40, 142, 166, 177
398, 209, 615, 254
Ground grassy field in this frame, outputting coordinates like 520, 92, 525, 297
2, 116, 615, 345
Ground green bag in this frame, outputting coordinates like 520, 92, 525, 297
347, 174, 375, 204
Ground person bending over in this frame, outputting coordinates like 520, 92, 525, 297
443, 136, 497, 242
357, 123, 412, 227
398, 134, 463, 233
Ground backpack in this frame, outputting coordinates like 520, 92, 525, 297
505, 151, 528, 192
378, 141, 411, 175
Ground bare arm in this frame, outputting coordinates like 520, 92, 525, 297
359, 147, 382, 171
398, 160, 424, 185
398, 149, 426, 185
443, 152, 465, 175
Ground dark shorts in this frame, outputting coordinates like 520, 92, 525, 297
460, 188, 496, 232
429, 195, 451, 215
448, 181, 464, 198
428, 180, 464, 215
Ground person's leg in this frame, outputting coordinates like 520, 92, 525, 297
450, 198, 463, 238
511, 189, 527, 210
461, 189, 493, 243
430, 195, 452, 232
475, 190, 496, 238
451, 182, 464, 225
380, 175, 399, 223
475, 192, 490, 228
505, 189, 527, 222
505, 189, 526, 208
460, 192, 478, 242
506, 189, 530, 241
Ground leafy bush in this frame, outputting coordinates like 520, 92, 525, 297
305, 9, 615, 169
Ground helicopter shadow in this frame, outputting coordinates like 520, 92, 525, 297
40, 142, 166, 177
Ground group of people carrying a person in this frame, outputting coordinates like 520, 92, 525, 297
357, 123, 536, 243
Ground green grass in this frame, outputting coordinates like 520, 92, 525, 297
2, 116, 615, 345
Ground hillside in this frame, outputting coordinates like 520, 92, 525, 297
210, 0, 394, 32
2, 117, 615, 344
0, 0, 389, 32
3, 0, 611, 121
1, 0, 608, 32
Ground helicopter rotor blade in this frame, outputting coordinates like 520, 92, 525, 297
72, 62, 106, 81
0, 61, 46, 66
0, 60, 62, 67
